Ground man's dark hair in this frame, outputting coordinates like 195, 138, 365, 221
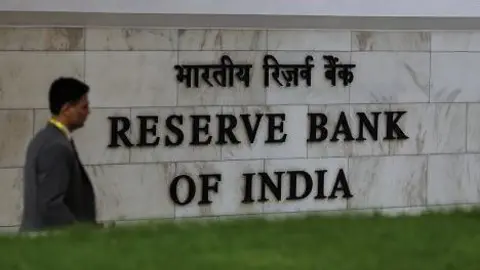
49, 77, 89, 115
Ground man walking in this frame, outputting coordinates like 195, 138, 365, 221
20, 77, 97, 232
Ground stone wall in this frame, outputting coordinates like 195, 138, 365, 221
0, 28, 479, 228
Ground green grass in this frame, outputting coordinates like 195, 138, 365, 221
1, 208, 480, 270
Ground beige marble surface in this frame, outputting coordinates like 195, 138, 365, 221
173, 160, 264, 218
389, 103, 466, 154
85, 51, 178, 107
467, 104, 480, 152
0, 110, 33, 168
307, 104, 391, 158
176, 51, 266, 106
427, 154, 480, 205
87, 163, 176, 221
0, 52, 84, 109
221, 105, 308, 160
262, 158, 349, 213
0, 168, 23, 226
179, 29, 267, 51
352, 31, 430, 51
129, 106, 223, 163
430, 52, 480, 102
267, 30, 351, 51
0, 28, 84, 51
350, 52, 430, 103
86, 28, 177, 51
264, 51, 351, 105
348, 155, 428, 209
0, 27, 480, 226
431, 31, 480, 52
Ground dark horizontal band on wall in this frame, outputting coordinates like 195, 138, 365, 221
2, 11, 480, 30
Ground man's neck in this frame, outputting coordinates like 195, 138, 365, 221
49, 116, 72, 139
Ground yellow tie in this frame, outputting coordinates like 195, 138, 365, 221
49, 118, 70, 138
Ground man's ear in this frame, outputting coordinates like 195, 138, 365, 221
59, 103, 71, 115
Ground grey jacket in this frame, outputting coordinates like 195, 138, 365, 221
20, 123, 97, 232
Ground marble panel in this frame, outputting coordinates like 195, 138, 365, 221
34, 108, 131, 165
467, 103, 480, 152
307, 104, 352, 158
176, 51, 265, 106
85, 51, 177, 107
0, 27, 84, 51
431, 31, 480, 51
172, 160, 264, 218
348, 155, 428, 209
350, 52, 430, 103
348, 104, 391, 156
221, 105, 308, 160
430, 52, 480, 102
389, 103, 466, 155
0, 110, 34, 168
0, 52, 84, 109
86, 28, 177, 50
267, 30, 351, 51
265, 51, 351, 105
352, 31, 430, 51
262, 158, 349, 214
86, 163, 175, 221
129, 106, 222, 163
428, 154, 480, 205
178, 29, 267, 50
307, 104, 390, 158
0, 168, 23, 227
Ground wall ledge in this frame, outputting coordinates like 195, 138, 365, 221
2, 11, 480, 30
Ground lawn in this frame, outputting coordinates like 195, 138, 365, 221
1, 208, 480, 270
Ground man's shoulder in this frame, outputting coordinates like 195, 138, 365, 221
27, 126, 71, 156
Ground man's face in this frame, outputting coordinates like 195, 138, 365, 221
65, 94, 90, 130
